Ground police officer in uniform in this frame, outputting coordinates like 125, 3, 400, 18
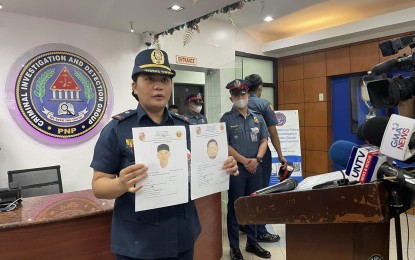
220, 79, 271, 260
90, 48, 238, 260
184, 93, 208, 124
245, 73, 287, 242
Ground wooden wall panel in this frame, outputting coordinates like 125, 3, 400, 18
283, 56, 304, 81
304, 51, 326, 79
304, 77, 328, 103
350, 41, 380, 73
283, 80, 304, 104
304, 102, 329, 127
277, 82, 284, 105
305, 150, 329, 174
305, 126, 329, 151
326, 47, 350, 76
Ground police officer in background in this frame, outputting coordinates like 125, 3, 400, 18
221, 79, 271, 260
184, 93, 208, 124
90, 48, 238, 260
245, 73, 287, 242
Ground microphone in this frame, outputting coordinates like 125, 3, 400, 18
250, 178, 298, 196
379, 114, 415, 161
344, 144, 407, 183
362, 116, 390, 146
329, 140, 356, 168
361, 115, 415, 164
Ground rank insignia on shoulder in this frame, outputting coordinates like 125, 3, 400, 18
112, 109, 136, 121
171, 113, 189, 123
253, 116, 259, 124
269, 104, 274, 111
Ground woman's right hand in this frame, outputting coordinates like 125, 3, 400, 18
118, 163, 148, 193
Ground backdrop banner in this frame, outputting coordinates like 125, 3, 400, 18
269, 110, 303, 186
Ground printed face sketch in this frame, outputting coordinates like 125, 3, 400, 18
157, 144, 171, 168
207, 139, 218, 159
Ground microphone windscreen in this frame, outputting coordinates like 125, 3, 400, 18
371, 59, 398, 76
363, 116, 389, 146
357, 123, 366, 141
329, 140, 357, 168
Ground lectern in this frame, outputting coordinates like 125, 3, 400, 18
235, 182, 393, 260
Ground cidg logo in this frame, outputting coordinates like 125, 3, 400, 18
6, 44, 113, 146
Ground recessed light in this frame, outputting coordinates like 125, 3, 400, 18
263, 16, 274, 22
168, 4, 184, 12
0, 3, 3, 9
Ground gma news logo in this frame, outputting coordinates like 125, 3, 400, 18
390, 123, 409, 150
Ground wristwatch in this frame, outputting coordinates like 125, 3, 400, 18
256, 156, 263, 163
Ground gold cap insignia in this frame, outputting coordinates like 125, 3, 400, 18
151, 49, 165, 65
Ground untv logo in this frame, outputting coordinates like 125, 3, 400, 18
390, 123, 410, 150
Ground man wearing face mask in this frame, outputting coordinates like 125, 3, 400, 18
221, 79, 271, 260
184, 93, 208, 124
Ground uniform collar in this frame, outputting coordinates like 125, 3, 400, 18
136, 104, 172, 125
250, 93, 259, 98
231, 106, 254, 117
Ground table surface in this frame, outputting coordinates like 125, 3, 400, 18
0, 189, 114, 229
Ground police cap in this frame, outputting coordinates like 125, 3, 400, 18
225, 79, 251, 96
131, 49, 176, 79
186, 93, 204, 104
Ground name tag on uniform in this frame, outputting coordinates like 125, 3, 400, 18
250, 127, 259, 142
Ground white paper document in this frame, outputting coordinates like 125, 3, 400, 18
132, 126, 188, 211
296, 171, 345, 191
189, 123, 229, 200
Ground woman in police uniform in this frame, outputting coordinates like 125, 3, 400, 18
220, 79, 271, 260
90, 48, 238, 260
245, 73, 287, 243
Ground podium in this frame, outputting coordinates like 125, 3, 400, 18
235, 182, 393, 260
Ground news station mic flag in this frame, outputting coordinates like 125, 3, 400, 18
269, 110, 302, 185
380, 114, 415, 161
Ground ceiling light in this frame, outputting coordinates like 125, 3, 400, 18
0, 3, 3, 9
130, 22, 134, 33
168, 4, 184, 12
263, 16, 274, 22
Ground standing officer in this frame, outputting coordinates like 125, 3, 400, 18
221, 79, 271, 260
184, 93, 208, 124
90, 48, 238, 260
245, 73, 287, 242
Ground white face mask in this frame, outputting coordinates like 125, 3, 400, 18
233, 98, 248, 109
191, 104, 202, 113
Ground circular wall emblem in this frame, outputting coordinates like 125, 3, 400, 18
368, 254, 383, 260
5, 44, 113, 146
275, 112, 287, 127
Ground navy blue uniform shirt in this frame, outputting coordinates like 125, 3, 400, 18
90, 104, 201, 259
220, 106, 269, 158
183, 113, 208, 125
248, 94, 278, 128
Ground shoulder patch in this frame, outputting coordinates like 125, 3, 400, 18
171, 112, 189, 123
269, 103, 275, 111
112, 109, 137, 121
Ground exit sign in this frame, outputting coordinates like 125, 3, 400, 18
176, 55, 197, 65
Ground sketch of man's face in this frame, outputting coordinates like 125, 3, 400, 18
157, 149, 171, 168
207, 140, 218, 159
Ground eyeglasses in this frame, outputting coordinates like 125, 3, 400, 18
0, 198, 22, 212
